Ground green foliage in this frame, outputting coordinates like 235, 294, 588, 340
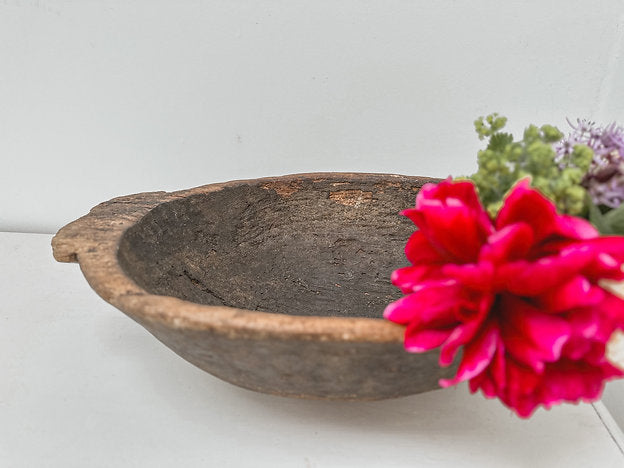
469, 114, 591, 218
606, 205, 624, 234
487, 132, 513, 152
588, 199, 614, 234
474, 114, 508, 141
588, 197, 624, 235
569, 145, 593, 172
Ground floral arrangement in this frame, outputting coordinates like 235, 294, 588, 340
385, 115, 624, 417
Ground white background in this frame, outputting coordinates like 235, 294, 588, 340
1, 0, 624, 433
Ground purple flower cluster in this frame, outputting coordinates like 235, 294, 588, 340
556, 119, 624, 208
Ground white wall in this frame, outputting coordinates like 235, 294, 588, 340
3, 0, 624, 233
2, 0, 623, 425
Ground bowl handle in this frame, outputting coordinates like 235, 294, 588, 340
51, 191, 171, 263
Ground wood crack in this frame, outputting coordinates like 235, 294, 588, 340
182, 269, 227, 305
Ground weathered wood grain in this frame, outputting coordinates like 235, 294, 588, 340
53, 173, 459, 400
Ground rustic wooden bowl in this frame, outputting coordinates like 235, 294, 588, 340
52, 172, 457, 400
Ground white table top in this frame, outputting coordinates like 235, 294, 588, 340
2, 232, 624, 467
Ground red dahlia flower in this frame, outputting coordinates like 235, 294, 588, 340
384, 178, 624, 417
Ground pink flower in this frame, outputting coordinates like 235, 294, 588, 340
385, 178, 624, 417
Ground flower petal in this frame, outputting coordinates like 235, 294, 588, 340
404, 327, 454, 352
583, 253, 624, 281
436, 293, 493, 366
469, 372, 498, 398
489, 331, 507, 387
383, 281, 459, 326
412, 203, 488, 263
595, 292, 624, 330
566, 308, 600, 338
495, 179, 558, 242
442, 261, 495, 292
403, 230, 447, 264
560, 337, 597, 361
416, 179, 485, 214
499, 296, 571, 370
501, 336, 548, 373
555, 215, 599, 240
538, 360, 612, 405
391, 265, 444, 293
585, 236, 624, 262
480, 222, 534, 264
496, 247, 594, 296
403, 179, 493, 263
439, 322, 499, 387
534, 276, 605, 313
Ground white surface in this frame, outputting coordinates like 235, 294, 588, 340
2, 232, 624, 467
604, 365, 624, 431
594, 400, 624, 452
1, 1, 624, 233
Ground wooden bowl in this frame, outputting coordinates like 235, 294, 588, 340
52, 173, 457, 400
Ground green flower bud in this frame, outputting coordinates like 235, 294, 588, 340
523, 125, 541, 143
475, 113, 508, 140
540, 125, 563, 143
560, 167, 584, 185
571, 144, 593, 172
526, 142, 556, 173
562, 185, 587, 216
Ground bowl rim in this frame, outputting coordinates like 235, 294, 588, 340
52, 172, 438, 343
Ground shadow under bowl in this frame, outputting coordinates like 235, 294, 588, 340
52, 172, 456, 400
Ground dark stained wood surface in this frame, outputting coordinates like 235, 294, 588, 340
119, 177, 424, 318
53, 173, 457, 399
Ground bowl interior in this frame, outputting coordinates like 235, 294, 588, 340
118, 176, 421, 318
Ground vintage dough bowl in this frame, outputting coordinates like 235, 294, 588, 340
52, 172, 458, 400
